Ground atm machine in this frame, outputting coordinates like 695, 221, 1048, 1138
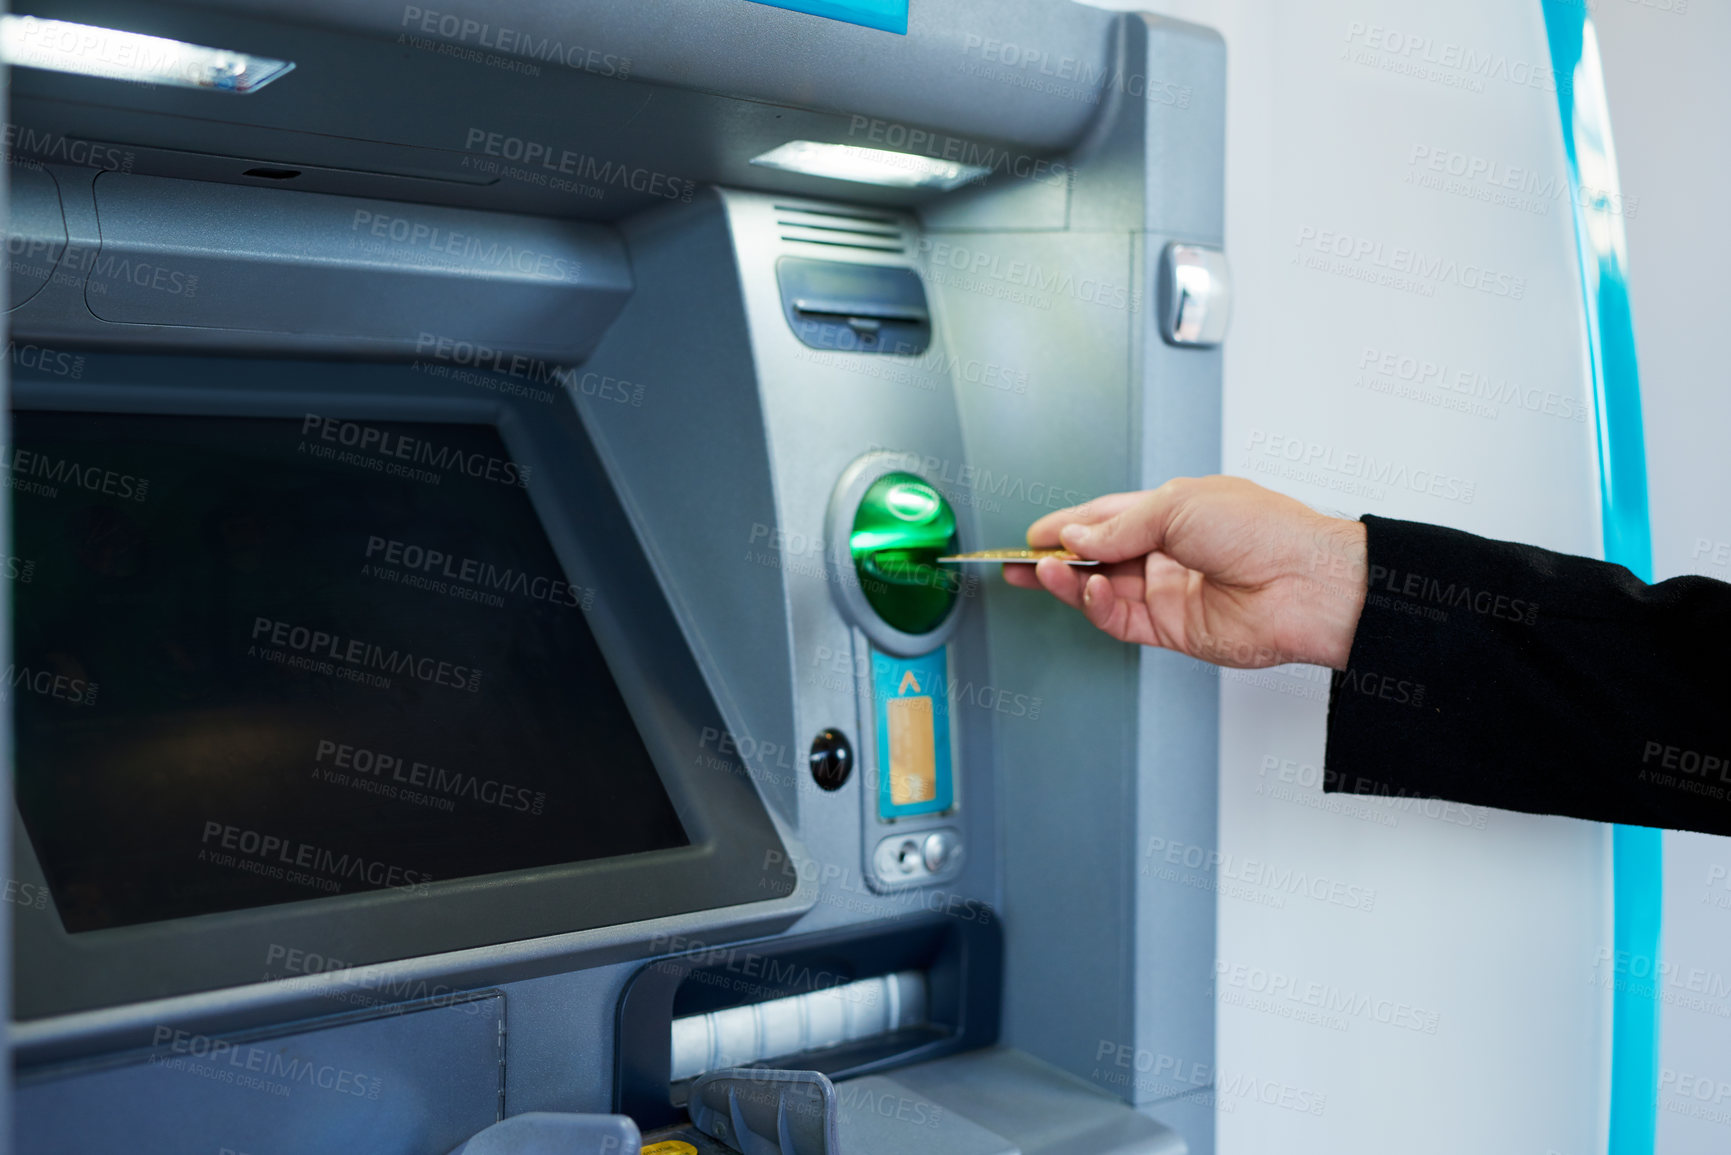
0, 2, 1225, 1152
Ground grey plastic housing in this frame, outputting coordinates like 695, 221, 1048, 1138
7, 167, 631, 360
834, 1048, 1185, 1155
158, 0, 1115, 151
9, 0, 1111, 221
18, 993, 508, 1155
445, 1112, 642, 1155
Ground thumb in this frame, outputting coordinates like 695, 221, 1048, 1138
1059, 488, 1176, 563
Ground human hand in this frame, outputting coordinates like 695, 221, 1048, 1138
1001, 476, 1367, 669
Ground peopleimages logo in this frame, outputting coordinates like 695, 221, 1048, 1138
351, 211, 580, 280
249, 617, 483, 693
401, 7, 632, 77
261, 944, 490, 1016
1142, 836, 1377, 912
959, 35, 1192, 109
199, 822, 433, 896
60, 242, 199, 297
1215, 959, 1441, 1034
1245, 429, 1476, 506
918, 238, 1140, 311
313, 738, 546, 815
0, 664, 99, 706
300, 414, 529, 488
0, 445, 148, 502
2, 123, 133, 172
462, 129, 695, 201
1294, 226, 1527, 300
151, 1025, 383, 1100
364, 535, 593, 610
7, 341, 85, 380
847, 116, 1070, 187
1407, 146, 1638, 220
1356, 346, 1587, 423
1342, 21, 1563, 94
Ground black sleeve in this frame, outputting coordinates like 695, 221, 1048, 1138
1323, 514, 1731, 835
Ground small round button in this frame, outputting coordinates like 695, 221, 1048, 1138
809, 729, 853, 791
923, 832, 953, 873
896, 839, 922, 874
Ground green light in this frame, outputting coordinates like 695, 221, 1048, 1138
849, 473, 959, 635
886, 482, 942, 521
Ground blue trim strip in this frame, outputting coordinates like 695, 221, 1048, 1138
745, 0, 909, 35
1538, 6, 1659, 1154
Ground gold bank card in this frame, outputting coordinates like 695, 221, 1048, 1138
937, 548, 1100, 566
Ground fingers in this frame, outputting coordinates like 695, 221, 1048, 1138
1080, 572, 1121, 633
1031, 555, 1089, 609
1059, 481, 1187, 563
1079, 571, 1162, 647
1001, 562, 1041, 589
1026, 490, 1144, 548
1015, 558, 1156, 645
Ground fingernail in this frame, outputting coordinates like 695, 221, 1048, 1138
1063, 524, 1091, 544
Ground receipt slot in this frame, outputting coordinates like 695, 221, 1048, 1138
828, 455, 965, 892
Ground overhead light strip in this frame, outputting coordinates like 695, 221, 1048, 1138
0, 15, 295, 93
751, 140, 989, 191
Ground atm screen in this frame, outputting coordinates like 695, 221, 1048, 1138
10, 410, 689, 933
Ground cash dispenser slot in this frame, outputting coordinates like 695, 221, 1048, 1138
614, 915, 1000, 1131
669, 970, 930, 1082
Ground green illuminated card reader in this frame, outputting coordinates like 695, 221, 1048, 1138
848, 471, 961, 636
828, 454, 966, 893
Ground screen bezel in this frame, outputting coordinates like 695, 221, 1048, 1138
10, 352, 801, 1021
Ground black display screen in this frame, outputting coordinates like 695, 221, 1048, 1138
10, 411, 689, 932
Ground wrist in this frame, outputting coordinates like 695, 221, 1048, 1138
1307, 517, 1368, 670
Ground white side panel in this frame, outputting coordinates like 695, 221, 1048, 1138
1081, 0, 1610, 1151
1593, 3, 1731, 1153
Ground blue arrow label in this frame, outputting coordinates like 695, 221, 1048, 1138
872, 646, 953, 818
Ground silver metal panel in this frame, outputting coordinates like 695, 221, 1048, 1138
836, 1073, 1018, 1155
572, 189, 1003, 929
446, 1112, 640, 1155
725, 188, 1002, 933
5, 164, 66, 313
1138, 1090, 1213, 1155
873, 1048, 1185, 1155
175, 0, 1115, 153
570, 192, 801, 825
17, 995, 506, 1155
1128, 22, 1226, 1147
492, 961, 637, 1116
922, 18, 1226, 1155
7, 170, 632, 361
931, 219, 1140, 1091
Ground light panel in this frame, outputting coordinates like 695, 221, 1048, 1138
751, 140, 988, 191
0, 15, 294, 93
